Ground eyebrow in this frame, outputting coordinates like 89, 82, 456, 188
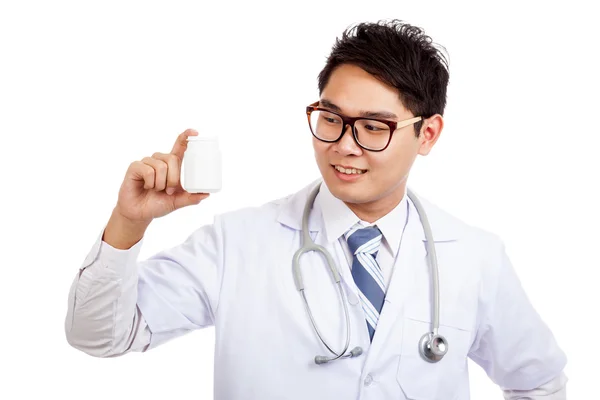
319, 99, 398, 120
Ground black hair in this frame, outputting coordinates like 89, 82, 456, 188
317, 19, 449, 136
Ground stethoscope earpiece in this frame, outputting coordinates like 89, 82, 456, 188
418, 332, 448, 363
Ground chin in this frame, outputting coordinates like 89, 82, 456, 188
323, 176, 370, 204
333, 191, 365, 204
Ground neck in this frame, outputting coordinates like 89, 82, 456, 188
345, 180, 407, 223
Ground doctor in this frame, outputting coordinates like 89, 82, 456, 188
65, 20, 567, 399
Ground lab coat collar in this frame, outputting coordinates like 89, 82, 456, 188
276, 178, 468, 242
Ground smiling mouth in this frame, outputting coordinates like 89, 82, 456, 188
332, 165, 367, 175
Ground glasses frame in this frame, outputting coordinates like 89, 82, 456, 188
306, 101, 423, 152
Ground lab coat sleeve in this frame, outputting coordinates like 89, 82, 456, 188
502, 371, 568, 399
136, 219, 223, 349
468, 239, 568, 395
65, 218, 223, 356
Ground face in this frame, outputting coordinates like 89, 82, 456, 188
312, 64, 443, 220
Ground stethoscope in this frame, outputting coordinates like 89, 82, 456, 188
292, 181, 448, 365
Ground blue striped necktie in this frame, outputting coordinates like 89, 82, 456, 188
345, 225, 385, 342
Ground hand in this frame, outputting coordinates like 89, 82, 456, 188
114, 129, 210, 224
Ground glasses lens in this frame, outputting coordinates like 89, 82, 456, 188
355, 119, 391, 150
309, 110, 343, 141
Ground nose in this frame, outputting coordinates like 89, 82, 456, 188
335, 124, 362, 155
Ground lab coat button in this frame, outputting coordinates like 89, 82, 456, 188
364, 374, 373, 386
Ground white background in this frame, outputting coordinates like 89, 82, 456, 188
1, 0, 598, 398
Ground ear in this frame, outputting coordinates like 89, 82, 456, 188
418, 114, 444, 156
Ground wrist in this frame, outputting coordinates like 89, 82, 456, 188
103, 208, 151, 250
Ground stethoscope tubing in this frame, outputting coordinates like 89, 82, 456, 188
292, 180, 447, 364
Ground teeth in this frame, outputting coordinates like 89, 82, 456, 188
335, 165, 365, 175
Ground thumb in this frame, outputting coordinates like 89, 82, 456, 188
173, 191, 210, 210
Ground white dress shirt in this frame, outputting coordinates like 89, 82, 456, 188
320, 182, 410, 292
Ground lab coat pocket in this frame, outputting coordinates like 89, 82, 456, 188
396, 317, 471, 400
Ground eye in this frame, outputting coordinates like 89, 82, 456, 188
320, 112, 341, 124
360, 120, 389, 132
364, 124, 383, 131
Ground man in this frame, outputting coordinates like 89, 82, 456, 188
65, 20, 567, 399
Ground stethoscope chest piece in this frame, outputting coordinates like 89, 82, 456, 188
418, 332, 448, 363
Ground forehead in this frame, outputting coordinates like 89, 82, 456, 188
321, 64, 407, 115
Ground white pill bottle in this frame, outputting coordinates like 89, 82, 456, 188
182, 134, 222, 193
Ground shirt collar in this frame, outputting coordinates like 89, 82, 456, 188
316, 182, 409, 257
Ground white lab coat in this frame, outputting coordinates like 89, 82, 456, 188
65, 179, 567, 400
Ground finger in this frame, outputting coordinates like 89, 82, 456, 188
142, 157, 168, 191
129, 161, 156, 190
173, 192, 210, 210
152, 152, 180, 194
171, 128, 199, 160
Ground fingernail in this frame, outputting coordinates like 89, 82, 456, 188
166, 187, 175, 195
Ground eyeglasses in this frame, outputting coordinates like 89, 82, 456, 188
306, 101, 422, 152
